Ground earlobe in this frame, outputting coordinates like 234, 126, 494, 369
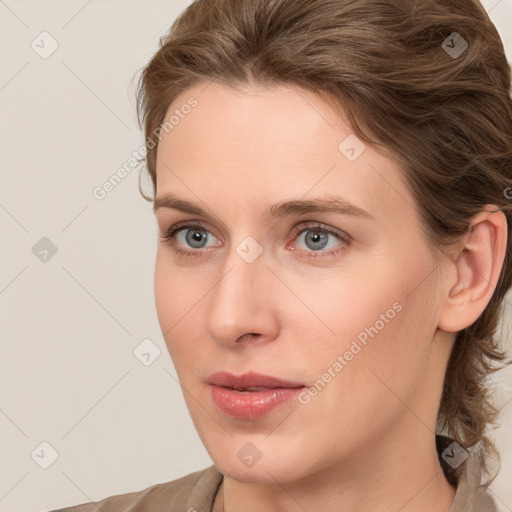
438, 206, 507, 333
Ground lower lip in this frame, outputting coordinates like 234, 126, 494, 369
210, 385, 305, 419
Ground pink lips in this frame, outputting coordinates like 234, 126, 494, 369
208, 371, 306, 419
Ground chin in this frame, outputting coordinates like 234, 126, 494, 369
216, 457, 303, 484
204, 436, 310, 484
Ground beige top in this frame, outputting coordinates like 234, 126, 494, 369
49, 450, 498, 512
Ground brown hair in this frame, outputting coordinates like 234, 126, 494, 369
136, 0, 512, 487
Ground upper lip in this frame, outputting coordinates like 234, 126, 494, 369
207, 371, 305, 389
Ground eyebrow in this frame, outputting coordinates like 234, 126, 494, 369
153, 192, 375, 222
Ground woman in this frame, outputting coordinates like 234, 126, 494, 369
51, 0, 512, 510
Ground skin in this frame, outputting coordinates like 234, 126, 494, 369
153, 82, 507, 512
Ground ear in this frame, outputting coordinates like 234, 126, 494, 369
438, 206, 508, 333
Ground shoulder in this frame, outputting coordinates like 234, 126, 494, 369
48, 465, 223, 512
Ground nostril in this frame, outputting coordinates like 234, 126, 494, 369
236, 333, 259, 343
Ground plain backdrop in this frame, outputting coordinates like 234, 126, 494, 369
1, 1, 511, 511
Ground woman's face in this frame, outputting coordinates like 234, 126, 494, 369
154, 82, 452, 483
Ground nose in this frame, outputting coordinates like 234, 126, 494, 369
204, 245, 280, 347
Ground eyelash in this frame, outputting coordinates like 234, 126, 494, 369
158, 221, 352, 260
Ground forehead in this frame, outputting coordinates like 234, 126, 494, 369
159, 81, 348, 160
155, 82, 415, 226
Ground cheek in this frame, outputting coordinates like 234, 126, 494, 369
284, 260, 404, 353
154, 252, 190, 358
154, 250, 200, 327
293, 257, 436, 428
154, 250, 212, 370
154, 252, 174, 332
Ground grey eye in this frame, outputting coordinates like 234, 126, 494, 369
303, 230, 329, 250
184, 228, 210, 248
296, 228, 341, 252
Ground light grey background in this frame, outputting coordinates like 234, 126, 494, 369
1, 1, 511, 511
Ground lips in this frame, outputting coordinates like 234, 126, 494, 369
207, 371, 306, 419
207, 371, 304, 390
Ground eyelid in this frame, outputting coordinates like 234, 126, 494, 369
160, 220, 349, 242
162, 220, 222, 246
160, 220, 352, 259
292, 221, 350, 239
160, 219, 217, 238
